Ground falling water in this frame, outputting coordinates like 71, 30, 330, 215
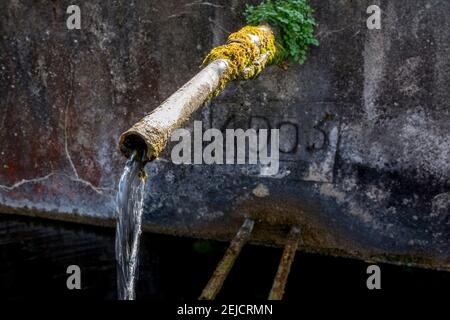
115, 151, 147, 300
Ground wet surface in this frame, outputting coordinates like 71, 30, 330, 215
0, 215, 448, 300
115, 152, 147, 300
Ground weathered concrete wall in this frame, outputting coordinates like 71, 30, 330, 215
1, 0, 449, 269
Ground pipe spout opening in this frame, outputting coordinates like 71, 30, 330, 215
119, 130, 155, 164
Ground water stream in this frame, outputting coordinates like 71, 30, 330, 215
115, 151, 147, 300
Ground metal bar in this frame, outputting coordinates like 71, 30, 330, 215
199, 219, 255, 300
268, 225, 301, 300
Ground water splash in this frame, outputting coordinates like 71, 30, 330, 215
115, 151, 147, 300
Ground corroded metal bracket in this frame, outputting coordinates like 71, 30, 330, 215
199, 219, 255, 300
199, 219, 302, 300
268, 225, 301, 300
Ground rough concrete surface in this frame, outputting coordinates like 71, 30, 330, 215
0, 0, 449, 269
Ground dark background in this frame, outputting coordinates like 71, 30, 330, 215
0, 215, 448, 300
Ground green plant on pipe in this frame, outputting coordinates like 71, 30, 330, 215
119, 0, 318, 163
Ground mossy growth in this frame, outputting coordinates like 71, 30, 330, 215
245, 0, 319, 64
203, 25, 278, 96
202, 0, 318, 97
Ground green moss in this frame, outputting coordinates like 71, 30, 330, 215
245, 0, 319, 64
202, 0, 318, 97
203, 25, 278, 97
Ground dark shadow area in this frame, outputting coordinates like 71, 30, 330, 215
0, 215, 448, 300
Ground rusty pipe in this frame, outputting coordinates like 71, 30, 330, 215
119, 25, 277, 162
119, 59, 229, 162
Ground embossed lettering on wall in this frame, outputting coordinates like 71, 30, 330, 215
205, 102, 340, 183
